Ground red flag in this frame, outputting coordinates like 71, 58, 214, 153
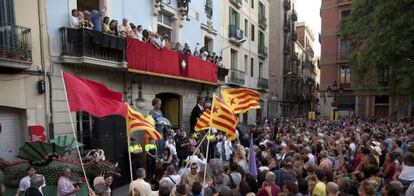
63, 72, 127, 118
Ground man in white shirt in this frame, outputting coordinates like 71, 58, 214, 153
187, 152, 207, 172
69, 9, 79, 28
165, 135, 177, 157
17, 166, 46, 195
161, 165, 181, 192
304, 147, 316, 165
129, 168, 152, 196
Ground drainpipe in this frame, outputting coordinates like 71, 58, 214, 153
38, 0, 54, 138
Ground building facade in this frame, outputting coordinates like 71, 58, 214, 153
320, 0, 410, 118
220, 0, 269, 125
269, 0, 299, 118
44, 0, 223, 186
0, 0, 49, 161
294, 22, 319, 115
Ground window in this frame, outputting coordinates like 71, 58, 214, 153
341, 10, 351, 18
340, 65, 351, 85
204, 36, 213, 53
76, 112, 94, 152
229, 8, 240, 27
251, 0, 255, 9
378, 68, 389, 84
259, 62, 263, 77
0, 0, 15, 25
244, 55, 248, 73
231, 49, 238, 69
77, 0, 99, 13
157, 13, 174, 41
259, 30, 265, 47
244, 19, 248, 37
250, 58, 254, 77
251, 24, 255, 41
340, 39, 351, 60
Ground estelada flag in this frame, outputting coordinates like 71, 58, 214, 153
211, 95, 239, 140
194, 109, 211, 132
63, 72, 127, 118
221, 88, 261, 114
126, 104, 162, 140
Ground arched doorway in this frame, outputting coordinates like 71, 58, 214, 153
155, 93, 181, 129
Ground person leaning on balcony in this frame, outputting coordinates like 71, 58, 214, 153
136, 25, 143, 41
161, 34, 172, 50
102, 16, 111, 33
118, 18, 132, 37
142, 29, 150, 42
81, 10, 94, 29
129, 23, 139, 39
91, 10, 102, 32
109, 20, 118, 36
70, 9, 79, 28
150, 32, 162, 50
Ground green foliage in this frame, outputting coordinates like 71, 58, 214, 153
340, 0, 414, 94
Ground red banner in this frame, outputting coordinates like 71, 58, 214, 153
126, 38, 218, 85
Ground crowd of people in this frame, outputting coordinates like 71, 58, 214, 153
124, 97, 414, 196
69, 9, 224, 66
11, 97, 414, 196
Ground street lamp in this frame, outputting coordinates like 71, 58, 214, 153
326, 80, 343, 120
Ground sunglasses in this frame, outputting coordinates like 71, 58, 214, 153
191, 168, 197, 170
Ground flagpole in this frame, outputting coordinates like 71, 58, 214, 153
202, 93, 216, 192
125, 106, 134, 182
60, 70, 91, 190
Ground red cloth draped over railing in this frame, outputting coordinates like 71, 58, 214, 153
126, 38, 218, 85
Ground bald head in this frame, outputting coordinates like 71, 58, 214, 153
326, 182, 338, 196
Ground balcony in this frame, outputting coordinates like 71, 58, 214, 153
258, 77, 269, 89
228, 24, 244, 46
205, 0, 213, 19
258, 15, 267, 30
337, 0, 352, 6
218, 66, 229, 82
230, 0, 242, 9
292, 10, 298, 22
258, 45, 268, 59
292, 31, 298, 41
60, 27, 127, 69
0, 24, 32, 70
229, 68, 245, 85
284, 0, 291, 11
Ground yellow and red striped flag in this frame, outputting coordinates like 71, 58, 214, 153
126, 104, 162, 140
194, 109, 211, 132
211, 95, 239, 140
221, 88, 261, 114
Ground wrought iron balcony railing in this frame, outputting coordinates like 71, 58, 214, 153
258, 45, 268, 59
258, 77, 269, 89
60, 27, 126, 65
0, 24, 32, 64
228, 24, 244, 41
258, 15, 267, 30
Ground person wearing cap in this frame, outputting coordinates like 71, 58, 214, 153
129, 137, 143, 179
144, 137, 157, 181
370, 145, 382, 166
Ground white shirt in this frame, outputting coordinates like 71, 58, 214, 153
307, 153, 316, 165
70, 16, 79, 28
165, 141, 177, 156
188, 155, 207, 171
198, 104, 204, 111
19, 175, 46, 194
129, 178, 152, 196
161, 175, 181, 191
136, 32, 143, 41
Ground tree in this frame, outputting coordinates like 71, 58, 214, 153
340, 0, 414, 94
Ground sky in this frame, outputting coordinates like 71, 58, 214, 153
295, 0, 322, 56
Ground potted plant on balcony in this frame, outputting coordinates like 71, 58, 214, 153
12, 39, 31, 61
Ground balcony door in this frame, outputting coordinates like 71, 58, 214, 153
77, 0, 99, 12
156, 93, 181, 129
229, 8, 240, 27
